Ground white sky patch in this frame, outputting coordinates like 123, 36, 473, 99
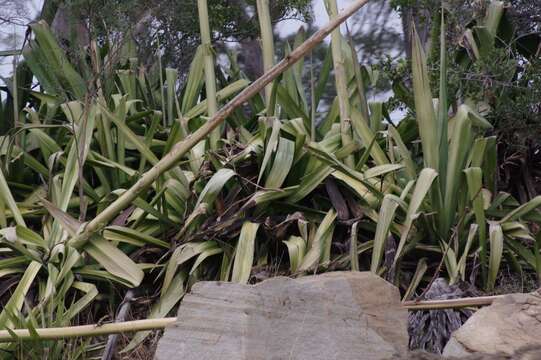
0, 0, 43, 81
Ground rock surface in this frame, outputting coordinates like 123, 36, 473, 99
393, 348, 541, 359
442, 290, 541, 357
154, 271, 409, 360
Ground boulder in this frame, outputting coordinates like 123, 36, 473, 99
442, 290, 541, 357
154, 271, 409, 360
392, 348, 541, 359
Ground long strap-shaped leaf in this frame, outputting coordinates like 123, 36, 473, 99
299, 209, 337, 272
69, 0, 371, 249
487, 223, 504, 291
411, 25, 438, 171
464, 167, 487, 281
256, 0, 275, 109
0, 261, 40, 328
326, 0, 354, 168
394, 168, 438, 264
231, 222, 260, 284
0, 168, 25, 227
371, 194, 400, 273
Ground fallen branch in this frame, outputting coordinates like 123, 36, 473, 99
0, 294, 509, 342
402, 294, 505, 310
0, 318, 176, 343
70, 0, 371, 248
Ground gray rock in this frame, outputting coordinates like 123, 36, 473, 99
392, 348, 541, 359
154, 271, 409, 360
442, 290, 541, 357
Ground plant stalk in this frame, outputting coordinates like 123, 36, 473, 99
326, 0, 355, 168
70, 0, 372, 249
0, 318, 177, 343
12, 53, 19, 138
402, 294, 504, 310
197, 0, 220, 150
256, 0, 275, 112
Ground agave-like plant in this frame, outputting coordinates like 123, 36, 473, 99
0, 19, 252, 354
368, 11, 541, 294
0, 4, 391, 353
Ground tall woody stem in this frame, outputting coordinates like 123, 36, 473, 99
326, 0, 355, 167
197, 0, 219, 149
256, 0, 275, 113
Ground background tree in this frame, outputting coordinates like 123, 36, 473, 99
47, 0, 312, 80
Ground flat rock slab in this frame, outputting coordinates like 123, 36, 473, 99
443, 290, 541, 357
155, 271, 409, 360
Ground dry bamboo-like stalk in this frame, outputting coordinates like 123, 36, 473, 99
402, 294, 504, 310
0, 318, 177, 343
326, 0, 355, 168
12, 55, 19, 134
197, 0, 220, 149
0, 294, 506, 342
256, 0, 275, 109
70, 0, 371, 249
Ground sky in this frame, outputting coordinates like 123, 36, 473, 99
0, 0, 40, 80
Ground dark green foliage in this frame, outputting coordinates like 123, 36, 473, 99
382, 1, 541, 151
59, 0, 311, 72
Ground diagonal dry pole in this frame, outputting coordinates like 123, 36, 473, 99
70, 0, 371, 248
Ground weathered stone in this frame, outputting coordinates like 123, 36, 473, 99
392, 348, 541, 359
154, 271, 408, 360
442, 290, 541, 357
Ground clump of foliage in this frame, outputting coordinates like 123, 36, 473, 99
382, 1, 541, 201
386, 0, 541, 139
